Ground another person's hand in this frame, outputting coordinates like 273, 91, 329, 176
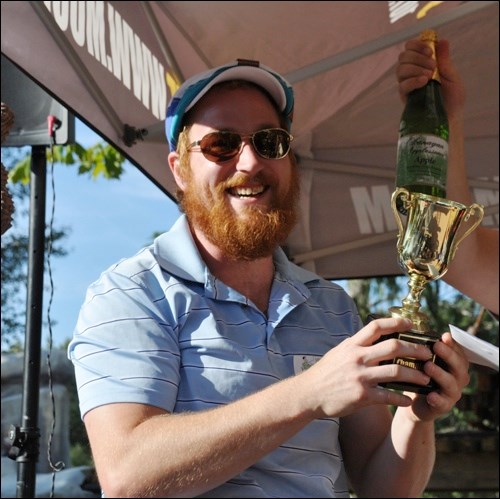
396, 37, 466, 120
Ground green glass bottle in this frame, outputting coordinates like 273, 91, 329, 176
396, 29, 449, 199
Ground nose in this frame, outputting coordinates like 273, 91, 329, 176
235, 138, 263, 174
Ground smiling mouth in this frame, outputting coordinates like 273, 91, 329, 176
228, 185, 268, 198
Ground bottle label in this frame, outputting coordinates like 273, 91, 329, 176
397, 134, 448, 190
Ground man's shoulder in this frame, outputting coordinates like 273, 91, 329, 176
100, 215, 203, 285
283, 257, 346, 292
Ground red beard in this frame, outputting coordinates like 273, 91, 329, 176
180, 168, 300, 261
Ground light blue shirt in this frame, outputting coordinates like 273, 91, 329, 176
68, 215, 362, 497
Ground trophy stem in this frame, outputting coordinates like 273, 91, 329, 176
389, 273, 432, 333
403, 274, 427, 313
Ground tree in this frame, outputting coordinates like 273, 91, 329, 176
1, 211, 68, 351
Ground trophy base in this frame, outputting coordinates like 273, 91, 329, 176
378, 330, 446, 394
368, 313, 446, 394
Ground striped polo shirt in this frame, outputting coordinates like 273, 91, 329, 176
68, 215, 362, 497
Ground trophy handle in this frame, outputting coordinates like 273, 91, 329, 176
449, 203, 485, 260
391, 188, 410, 250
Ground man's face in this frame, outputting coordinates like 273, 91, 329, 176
175, 84, 299, 260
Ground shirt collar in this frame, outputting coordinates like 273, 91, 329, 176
154, 214, 321, 288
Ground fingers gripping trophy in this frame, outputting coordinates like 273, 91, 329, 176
381, 30, 484, 394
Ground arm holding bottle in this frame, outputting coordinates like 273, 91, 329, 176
397, 38, 499, 314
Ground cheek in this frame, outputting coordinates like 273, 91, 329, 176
276, 165, 294, 191
187, 165, 223, 199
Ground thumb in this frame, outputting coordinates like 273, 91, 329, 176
436, 39, 458, 83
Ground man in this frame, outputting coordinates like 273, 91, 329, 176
68, 57, 469, 497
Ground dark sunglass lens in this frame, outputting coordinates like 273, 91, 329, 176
253, 129, 290, 159
200, 132, 241, 161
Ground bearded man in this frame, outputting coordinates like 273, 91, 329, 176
69, 59, 469, 498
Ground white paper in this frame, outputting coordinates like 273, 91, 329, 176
449, 324, 499, 371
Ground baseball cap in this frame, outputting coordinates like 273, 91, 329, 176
165, 59, 294, 151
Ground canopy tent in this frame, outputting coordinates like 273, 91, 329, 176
1, 0, 498, 279
1, 5, 498, 496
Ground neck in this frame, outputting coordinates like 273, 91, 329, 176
191, 227, 275, 314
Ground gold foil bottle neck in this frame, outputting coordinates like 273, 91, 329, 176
420, 29, 440, 82
420, 29, 438, 43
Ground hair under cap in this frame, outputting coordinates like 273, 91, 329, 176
165, 59, 294, 151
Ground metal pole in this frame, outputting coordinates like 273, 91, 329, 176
14, 145, 46, 497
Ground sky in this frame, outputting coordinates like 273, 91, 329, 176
8, 119, 182, 349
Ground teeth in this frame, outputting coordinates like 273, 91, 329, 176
233, 186, 265, 197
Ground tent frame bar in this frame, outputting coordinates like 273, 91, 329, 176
285, 1, 498, 84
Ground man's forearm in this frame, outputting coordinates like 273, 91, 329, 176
97, 376, 313, 498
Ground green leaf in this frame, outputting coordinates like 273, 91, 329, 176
6, 141, 126, 184
8, 156, 32, 184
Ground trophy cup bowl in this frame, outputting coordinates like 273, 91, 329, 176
379, 187, 484, 394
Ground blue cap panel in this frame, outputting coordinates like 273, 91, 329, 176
165, 60, 294, 151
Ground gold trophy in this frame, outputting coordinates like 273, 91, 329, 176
380, 188, 484, 394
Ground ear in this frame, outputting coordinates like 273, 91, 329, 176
168, 151, 187, 191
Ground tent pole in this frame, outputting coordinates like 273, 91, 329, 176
11, 145, 46, 497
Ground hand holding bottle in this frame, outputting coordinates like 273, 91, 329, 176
396, 30, 449, 199
397, 37, 466, 123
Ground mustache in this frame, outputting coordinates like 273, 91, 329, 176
220, 172, 277, 191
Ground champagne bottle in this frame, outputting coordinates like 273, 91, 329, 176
396, 29, 449, 200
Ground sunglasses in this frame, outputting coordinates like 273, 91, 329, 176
187, 128, 293, 162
